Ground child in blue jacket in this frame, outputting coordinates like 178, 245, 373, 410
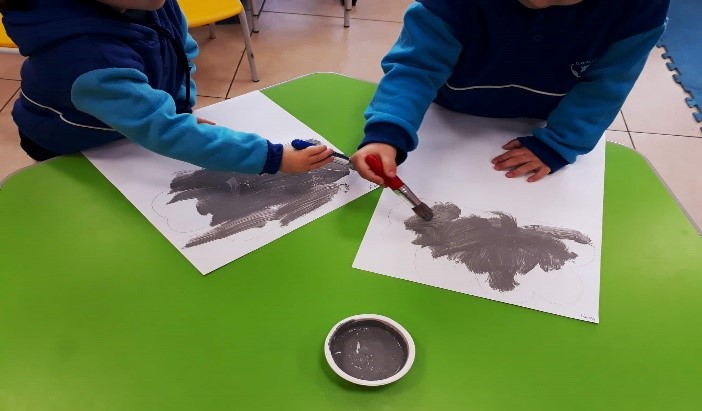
351, 0, 669, 183
1, 0, 332, 174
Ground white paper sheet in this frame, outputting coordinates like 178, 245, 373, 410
353, 104, 604, 322
84, 91, 376, 274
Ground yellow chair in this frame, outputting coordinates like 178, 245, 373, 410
178, 0, 259, 82
0, 13, 20, 54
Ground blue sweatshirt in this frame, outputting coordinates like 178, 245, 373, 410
3, 0, 282, 174
362, 0, 669, 172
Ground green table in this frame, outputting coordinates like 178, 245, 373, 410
1, 74, 701, 410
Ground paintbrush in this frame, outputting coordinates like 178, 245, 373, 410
291, 139, 354, 168
364, 154, 433, 222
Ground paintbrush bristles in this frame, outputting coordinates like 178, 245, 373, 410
412, 202, 434, 222
395, 185, 433, 221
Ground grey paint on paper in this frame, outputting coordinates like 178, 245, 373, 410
167, 164, 350, 248
404, 202, 592, 292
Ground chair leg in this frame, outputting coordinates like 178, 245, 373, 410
250, 0, 260, 33
344, 0, 352, 28
238, 11, 259, 82
208, 23, 216, 39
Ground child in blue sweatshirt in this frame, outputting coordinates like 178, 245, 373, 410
1, 0, 332, 174
351, 0, 669, 183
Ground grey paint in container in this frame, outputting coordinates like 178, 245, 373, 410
324, 314, 415, 386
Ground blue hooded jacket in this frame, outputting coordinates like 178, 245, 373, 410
362, 0, 669, 172
3, 0, 282, 174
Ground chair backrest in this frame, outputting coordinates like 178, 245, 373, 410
1, 13, 19, 49
177, 0, 243, 28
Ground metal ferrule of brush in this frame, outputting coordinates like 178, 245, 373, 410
395, 185, 422, 207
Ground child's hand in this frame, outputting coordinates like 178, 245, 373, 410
350, 143, 398, 186
196, 117, 216, 125
279, 144, 333, 173
492, 139, 551, 182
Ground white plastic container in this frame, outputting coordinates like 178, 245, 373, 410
324, 314, 415, 387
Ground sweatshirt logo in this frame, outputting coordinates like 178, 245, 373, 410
570, 60, 594, 78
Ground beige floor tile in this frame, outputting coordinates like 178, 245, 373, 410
630, 132, 701, 232
605, 130, 633, 148
264, 0, 345, 18
229, 13, 401, 97
264, 0, 412, 23
0, 53, 23, 80
0, 78, 19, 107
609, 111, 627, 131
0, 94, 34, 183
190, 24, 246, 98
622, 47, 702, 137
351, 0, 413, 22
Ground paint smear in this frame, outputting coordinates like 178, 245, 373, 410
167, 163, 350, 248
404, 202, 592, 292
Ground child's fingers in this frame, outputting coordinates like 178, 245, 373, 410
355, 160, 386, 186
494, 154, 530, 170
380, 154, 397, 178
501, 139, 522, 150
350, 150, 390, 186
506, 162, 540, 178
308, 154, 333, 170
307, 147, 333, 163
491, 147, 525, 164
196, 117, 216, 125
304, 145, 329, 156
362, 167, 387, 186
527, 167, 551, 182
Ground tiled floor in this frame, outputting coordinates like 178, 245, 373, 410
1, 0, 700, 232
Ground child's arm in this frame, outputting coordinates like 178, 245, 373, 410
358, 2, 462, 165
71, 68, 330, 173
519, 25, 665, 173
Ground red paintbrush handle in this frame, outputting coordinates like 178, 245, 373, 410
365, 154, 404, 190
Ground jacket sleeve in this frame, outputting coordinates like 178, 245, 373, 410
361, 2, 462, 164
522, 24, 665, 172
71, 67, 283, 174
